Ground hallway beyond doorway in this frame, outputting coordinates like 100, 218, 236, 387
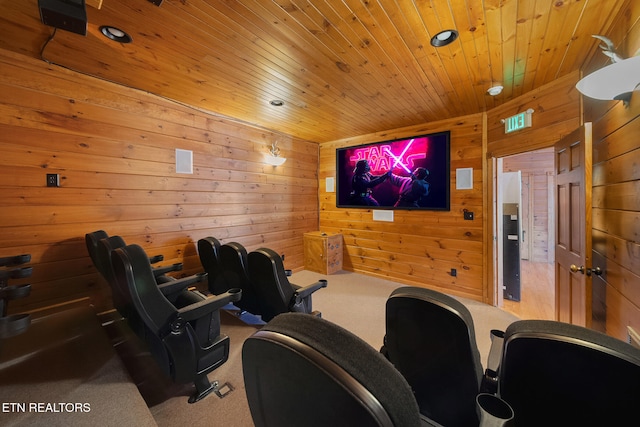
502, 260, 555, 320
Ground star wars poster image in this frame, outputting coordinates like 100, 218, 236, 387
336, 131, 450, 211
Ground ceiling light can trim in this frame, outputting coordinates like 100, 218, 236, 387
269, 99, 285, 107
100, 26, 132, 43
430, 30, 458, 47
487, 85, 504, 96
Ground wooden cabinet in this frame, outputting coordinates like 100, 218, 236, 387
303, 232, 343, 274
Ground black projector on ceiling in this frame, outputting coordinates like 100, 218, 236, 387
38, 0, 87, 36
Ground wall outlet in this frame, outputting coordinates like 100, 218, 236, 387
46, 173, 60, 187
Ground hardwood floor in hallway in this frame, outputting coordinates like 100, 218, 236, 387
502, 260, 555, 320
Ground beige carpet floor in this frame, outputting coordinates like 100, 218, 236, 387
1, 305, 157, 427
140, 270, 519, 427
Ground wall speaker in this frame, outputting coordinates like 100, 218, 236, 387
38, 0, 87, 36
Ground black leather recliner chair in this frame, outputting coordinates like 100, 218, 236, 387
85, 230, 183, 283
242, 312, 427, 427
382, 286, 484, 427
216, 242, 262, 315
96, 236, 133, 319
88, 232, 208, 316
247, 247, 327, 322
490, 319, 640, 427
86, 230, 109, 269
111, 243, 242, 403
197, 236, 226, 295
98, 236, 210, 343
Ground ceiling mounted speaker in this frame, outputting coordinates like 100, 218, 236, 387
38, 0, 87, 36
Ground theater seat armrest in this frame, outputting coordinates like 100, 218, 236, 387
480, 369, 499, 395
486, 329, 505, 373
158, 272, 207, 297
148, 254, 164, 264
152, 262, 183, 277
294, 279, 328, 299
178, 288, 242, 322
420, 414, 445, 427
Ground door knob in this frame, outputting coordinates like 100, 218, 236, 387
570, 264, 585, 274
570, 265, 604, 276
589, 266, 603, 276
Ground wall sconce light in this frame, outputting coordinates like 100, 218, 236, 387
576, 35, 640, 107
265, 141, 286, 166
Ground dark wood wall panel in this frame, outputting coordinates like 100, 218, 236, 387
0, 49, 318, 314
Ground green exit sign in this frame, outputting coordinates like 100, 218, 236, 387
504, 110, 533, 134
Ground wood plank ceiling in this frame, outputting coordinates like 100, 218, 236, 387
0, 0, 628, 142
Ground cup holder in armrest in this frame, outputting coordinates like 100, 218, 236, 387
0, 284, 32, 300
0, 267, 33, 282
476, 393, 514, 427
0, 313, 31, 339
0, 254, 31, 267
227, 287, 242, 302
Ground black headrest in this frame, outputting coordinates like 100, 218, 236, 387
244, 313, 421, 427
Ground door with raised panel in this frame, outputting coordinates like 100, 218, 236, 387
554, 123, 592, 327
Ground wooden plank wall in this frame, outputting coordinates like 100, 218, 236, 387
590, 99, 640, 340
587, 0, 640, 340
0, 49, 319, 314
318, 71, 582, 305
485, 72, 582, 159
318, 115, 487, 302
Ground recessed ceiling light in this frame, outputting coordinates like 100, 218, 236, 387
430, 30, 458, 47
487, 85, 504, 96
100, 26, 132, 43
269, 100, 285, 107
